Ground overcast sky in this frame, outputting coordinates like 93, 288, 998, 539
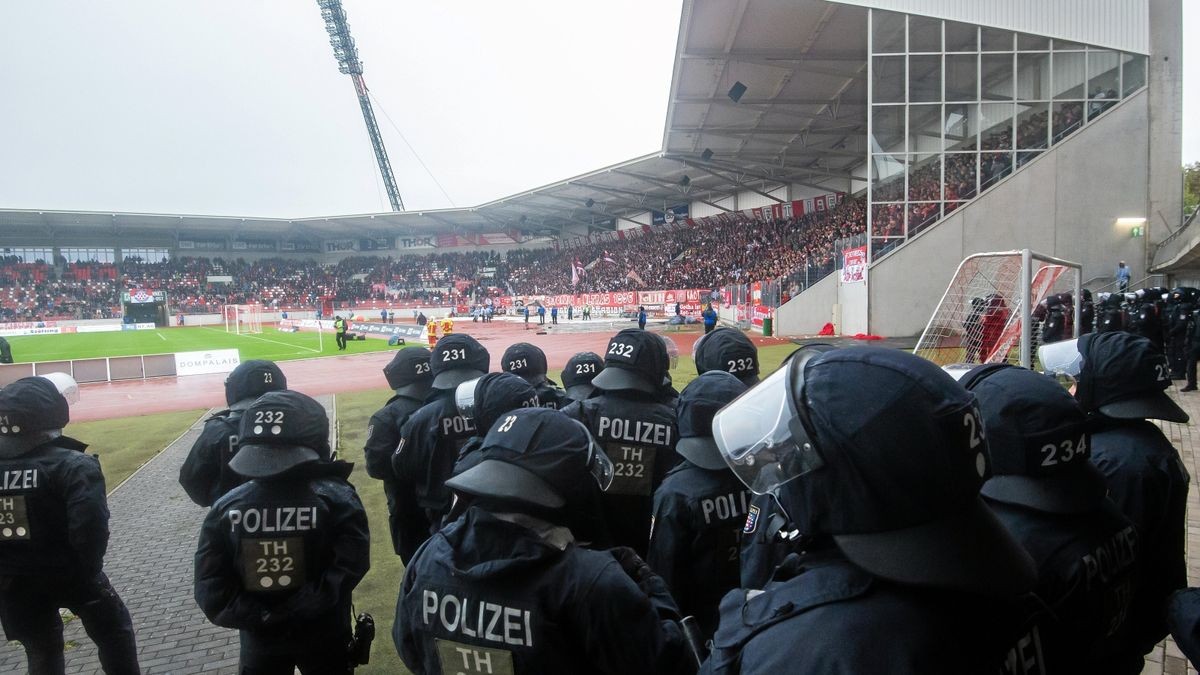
0, 1, 1195, 218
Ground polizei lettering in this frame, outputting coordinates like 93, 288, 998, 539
700, 489, 751, 525
1082, 525, 1138, 589
422, 590, 534, 648
442, 415, 475, 436
597, 417, 672, 446
0, 469, 38, 491
227, 506, 318, 534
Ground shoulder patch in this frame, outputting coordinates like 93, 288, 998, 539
366, 425, 374, 442
743, 504, 761, 534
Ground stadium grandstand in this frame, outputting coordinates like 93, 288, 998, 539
0, 0, 1186, 337
0, 1, 1196, 674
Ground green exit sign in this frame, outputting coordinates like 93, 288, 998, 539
1131, 225, 1143, 238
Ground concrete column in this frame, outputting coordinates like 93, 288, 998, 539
1146, 0, 1184, 274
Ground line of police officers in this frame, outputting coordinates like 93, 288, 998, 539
2, 315, 1198, 673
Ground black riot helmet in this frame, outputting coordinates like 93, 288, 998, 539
445, 408, 614, 510
224, 360, 287, 408
454, 373, 540, 434
693, 327, 760, 385
713, 347, 1036, 597
229, 391, 331, 478
383, 346, 433, 399
0, 377, 69, 458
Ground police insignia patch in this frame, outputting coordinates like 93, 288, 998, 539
366, 425, 374, 441
743, 505, 761, 534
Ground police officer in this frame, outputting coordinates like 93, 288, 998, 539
0, 376, 140, 674
692, 327, 760, 386
448, 372, 541, 481
363, 347, 433, 560
647, 371, 748, 639
738, 344, 836, 590
391, 334, 490, 555
1079, 288, 1095, 335
1185, 306, 1200, 392
0, 336, 12, 363
1041, 331, 1189, 663
502, 343, 569, 409
960, 364, 1142, 673
563, 329, 679, 556
394, 407, 688, 675
561, 351, 605, 402
180, 359, 288, 507
334, 315, 348, 351
1096, 292, 1125, 333
194, 390, 370, 675
702, 348, 1038, 674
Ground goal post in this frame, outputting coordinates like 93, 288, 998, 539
224, 304, 264, 335
914, 249, 1082, 369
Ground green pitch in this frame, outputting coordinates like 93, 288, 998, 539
5, 326, 399, 363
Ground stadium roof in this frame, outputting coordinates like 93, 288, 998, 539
0, 0, 868, 241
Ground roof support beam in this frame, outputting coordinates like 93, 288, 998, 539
541, 194, 649, 227
676, 160, 784, 204
609, 169, 733, 212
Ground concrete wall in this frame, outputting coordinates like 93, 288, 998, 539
867, 90, 1151, 337
1146, 0, 1184, 251
775, 271, 840, 335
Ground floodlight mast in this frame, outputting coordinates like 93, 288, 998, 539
317, 0, 405, 211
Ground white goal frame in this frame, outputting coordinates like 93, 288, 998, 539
915, 249, 1082, 369
224, 304, 264, 335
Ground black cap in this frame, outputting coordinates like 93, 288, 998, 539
591, 329, 668, 394
459, 373, 540, 433
224, 360, 287, 408
230, 391, 330, 478
962, 364, 1106, 514
0, 378, 69, 457
1076, 332, 1188, 423
445, 408, 595, 509
561, 352, 604, 401
676, 371, 747, 470
383, 347, 433, 398
782, 348, 1035, 596
502, 343, 550, 385
430, 334, 490, 390
694, 327, 759, 385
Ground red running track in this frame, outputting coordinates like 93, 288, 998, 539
68, 321, 790, 422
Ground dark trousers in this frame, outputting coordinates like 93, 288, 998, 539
336, 332, 347, 350
704, 323, 715, 334
0, 572, 140, 675
539, 315, 545, 324
239, 643, 348, 675
1186, 351, 1198, 390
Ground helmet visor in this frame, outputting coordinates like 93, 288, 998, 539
455, 377, 483, 418
1038, 338, 1084, 378
712, 360, 823, 494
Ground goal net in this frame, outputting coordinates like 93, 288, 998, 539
224, 304, 264, 335
914, 250, 1082, 369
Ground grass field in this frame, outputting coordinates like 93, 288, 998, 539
66, 408, 208, 490
5, 326, 398, 363
333, 344, 800, 673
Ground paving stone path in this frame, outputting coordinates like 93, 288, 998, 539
0, 395, 337, 674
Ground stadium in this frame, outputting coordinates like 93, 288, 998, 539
0, 0, 1195, 672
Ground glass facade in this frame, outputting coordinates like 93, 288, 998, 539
61, 247, 116, 263
1, 248, 54, 263
121, 247, 171, 263
867, 10, 1147, 258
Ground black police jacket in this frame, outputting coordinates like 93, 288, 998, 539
179, 408, 247, 507
702, 550, 1036, 675
1090, 419, 1189, 654
392, 393, 477, 547
0, 436, 108, 577
534, 382, 570, 411
648, 460, 751, 638
985, 497, 1142, 673
739, 492, 799, 590
364, 393, 426, 560
563, 393, 679, 556
194, 461, 370, 655
395, 506, 687, 675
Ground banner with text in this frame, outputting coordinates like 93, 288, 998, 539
841, 246, 867, 284
175, 349, 241, 376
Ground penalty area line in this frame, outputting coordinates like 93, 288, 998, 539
202, 327, 321, 353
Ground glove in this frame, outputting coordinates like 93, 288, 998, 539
610, 546, 653, 583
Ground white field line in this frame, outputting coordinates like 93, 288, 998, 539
202, 327, 321, 353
